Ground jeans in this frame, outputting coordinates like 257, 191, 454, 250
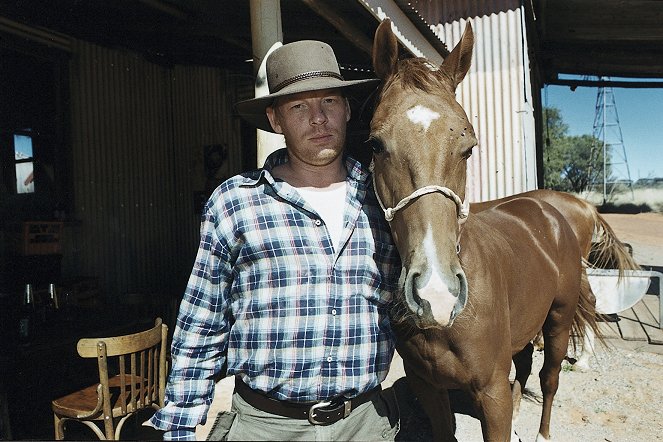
206, 388, 400, 441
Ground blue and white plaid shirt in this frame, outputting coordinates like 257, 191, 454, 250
148, 149, 401, 440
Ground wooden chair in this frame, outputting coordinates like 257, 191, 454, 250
51, 318, 168, 440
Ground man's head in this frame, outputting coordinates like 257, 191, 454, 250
266, 88, 351, 168
235, 40, 378, 133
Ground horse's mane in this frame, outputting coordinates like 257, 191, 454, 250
381, 57, 446, 96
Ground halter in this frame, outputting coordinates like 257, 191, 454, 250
369, 160, 470, 224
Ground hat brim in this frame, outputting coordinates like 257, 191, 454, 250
235, 77, 380, 133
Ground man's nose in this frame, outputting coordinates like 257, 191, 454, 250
309, 105, 328, 125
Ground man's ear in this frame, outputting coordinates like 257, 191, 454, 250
266, 106, 283, 134
345, 97, 351, 123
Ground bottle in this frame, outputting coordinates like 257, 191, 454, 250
19, 284, 37, 342
45, 283, 60, 320
49, 283, 59, 307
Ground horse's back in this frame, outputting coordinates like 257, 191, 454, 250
472, 189, 596, 254
472, 194, 580, 251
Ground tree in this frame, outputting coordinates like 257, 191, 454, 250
543, 107, 607, 192
543, 107, 570, 190
562, 134, 599, 192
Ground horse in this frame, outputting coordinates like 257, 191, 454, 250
472, 189, 639, 425
474, 190, 639, 358
370, 19, 598, 441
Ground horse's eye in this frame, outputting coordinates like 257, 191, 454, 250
365, 137, 385, 154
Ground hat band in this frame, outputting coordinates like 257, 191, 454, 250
272, 71, 344, 93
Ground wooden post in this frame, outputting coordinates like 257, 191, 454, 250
249, 0, 285, 167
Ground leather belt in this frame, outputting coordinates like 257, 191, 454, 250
234, 377, 381, 425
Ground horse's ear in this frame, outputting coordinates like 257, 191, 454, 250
439, 22, 474, 91
372, 19, 399, 80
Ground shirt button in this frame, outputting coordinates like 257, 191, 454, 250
314, 219, 322, 226
331, 309, 337, 315
327, 356, 333, 363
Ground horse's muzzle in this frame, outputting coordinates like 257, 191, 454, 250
403, 268, 468, 328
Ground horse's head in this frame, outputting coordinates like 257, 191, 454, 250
370, 19, 477, 328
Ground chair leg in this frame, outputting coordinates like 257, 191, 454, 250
81, 420, 107, 440
53, 414, 65, 440
115, 414, 132, 440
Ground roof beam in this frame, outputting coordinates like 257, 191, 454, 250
550, 78, 663, 89
300, 0, 373, 55
356, 0, 446, 64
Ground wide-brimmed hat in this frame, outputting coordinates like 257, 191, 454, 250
235, 40, 379, 133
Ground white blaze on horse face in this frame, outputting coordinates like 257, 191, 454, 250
406, 105, 440, 132
419, 226, 458, 326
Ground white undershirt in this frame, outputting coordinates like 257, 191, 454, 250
295, 183, 347, 251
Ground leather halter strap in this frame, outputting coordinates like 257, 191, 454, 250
370, 160, 470, 224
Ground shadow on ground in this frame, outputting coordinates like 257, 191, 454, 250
598, 202, 652, 214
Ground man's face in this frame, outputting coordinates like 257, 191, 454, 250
266, 88, 351, 168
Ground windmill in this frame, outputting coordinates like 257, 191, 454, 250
587, 77, 634, 203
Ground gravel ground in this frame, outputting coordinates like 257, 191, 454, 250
409, 343, 663, 442
503, 343, 663, 442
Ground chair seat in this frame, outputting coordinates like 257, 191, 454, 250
51, 375, 152, 419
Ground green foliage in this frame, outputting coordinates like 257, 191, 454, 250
543, 107, 608, 192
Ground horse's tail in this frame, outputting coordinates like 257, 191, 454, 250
570, 269, 605, 351
572, 209, 640, 351
587, 211, 641, 278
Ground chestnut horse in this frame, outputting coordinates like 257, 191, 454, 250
370, 20, 597, 441
473, 189, 639, 423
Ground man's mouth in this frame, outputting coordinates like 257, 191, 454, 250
309, 132, 333, 142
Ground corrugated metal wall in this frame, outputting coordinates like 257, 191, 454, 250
67, 40, 248, 301
414, 0, 538, 201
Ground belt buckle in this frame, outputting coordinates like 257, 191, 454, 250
308, 398, 350, 425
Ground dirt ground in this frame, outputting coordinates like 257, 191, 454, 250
197, 212, 663, 442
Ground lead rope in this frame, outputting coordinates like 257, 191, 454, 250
369, 160, 469, 252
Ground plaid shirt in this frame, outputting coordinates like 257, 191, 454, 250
148, 149, 401, 440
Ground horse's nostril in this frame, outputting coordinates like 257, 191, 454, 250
457, 272, 467, 294
451, 270, 469, 321
404, 271, 427, 315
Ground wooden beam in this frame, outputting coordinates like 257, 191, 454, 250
300, 0, 373, 55
549, 78, 663, 89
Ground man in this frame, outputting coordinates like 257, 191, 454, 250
147, 39, 401, 441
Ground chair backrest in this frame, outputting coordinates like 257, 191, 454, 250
76, 318, 168, 439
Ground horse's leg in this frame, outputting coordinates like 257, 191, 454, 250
404, 363, 456, 442
511, 342, 534, 436
538, 319, 573, 441
470, 374, 514, 442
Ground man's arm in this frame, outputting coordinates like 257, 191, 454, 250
147, 203, 236, 440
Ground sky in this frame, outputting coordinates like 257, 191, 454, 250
14, 134, 33, 159
544, 83, 663, 180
